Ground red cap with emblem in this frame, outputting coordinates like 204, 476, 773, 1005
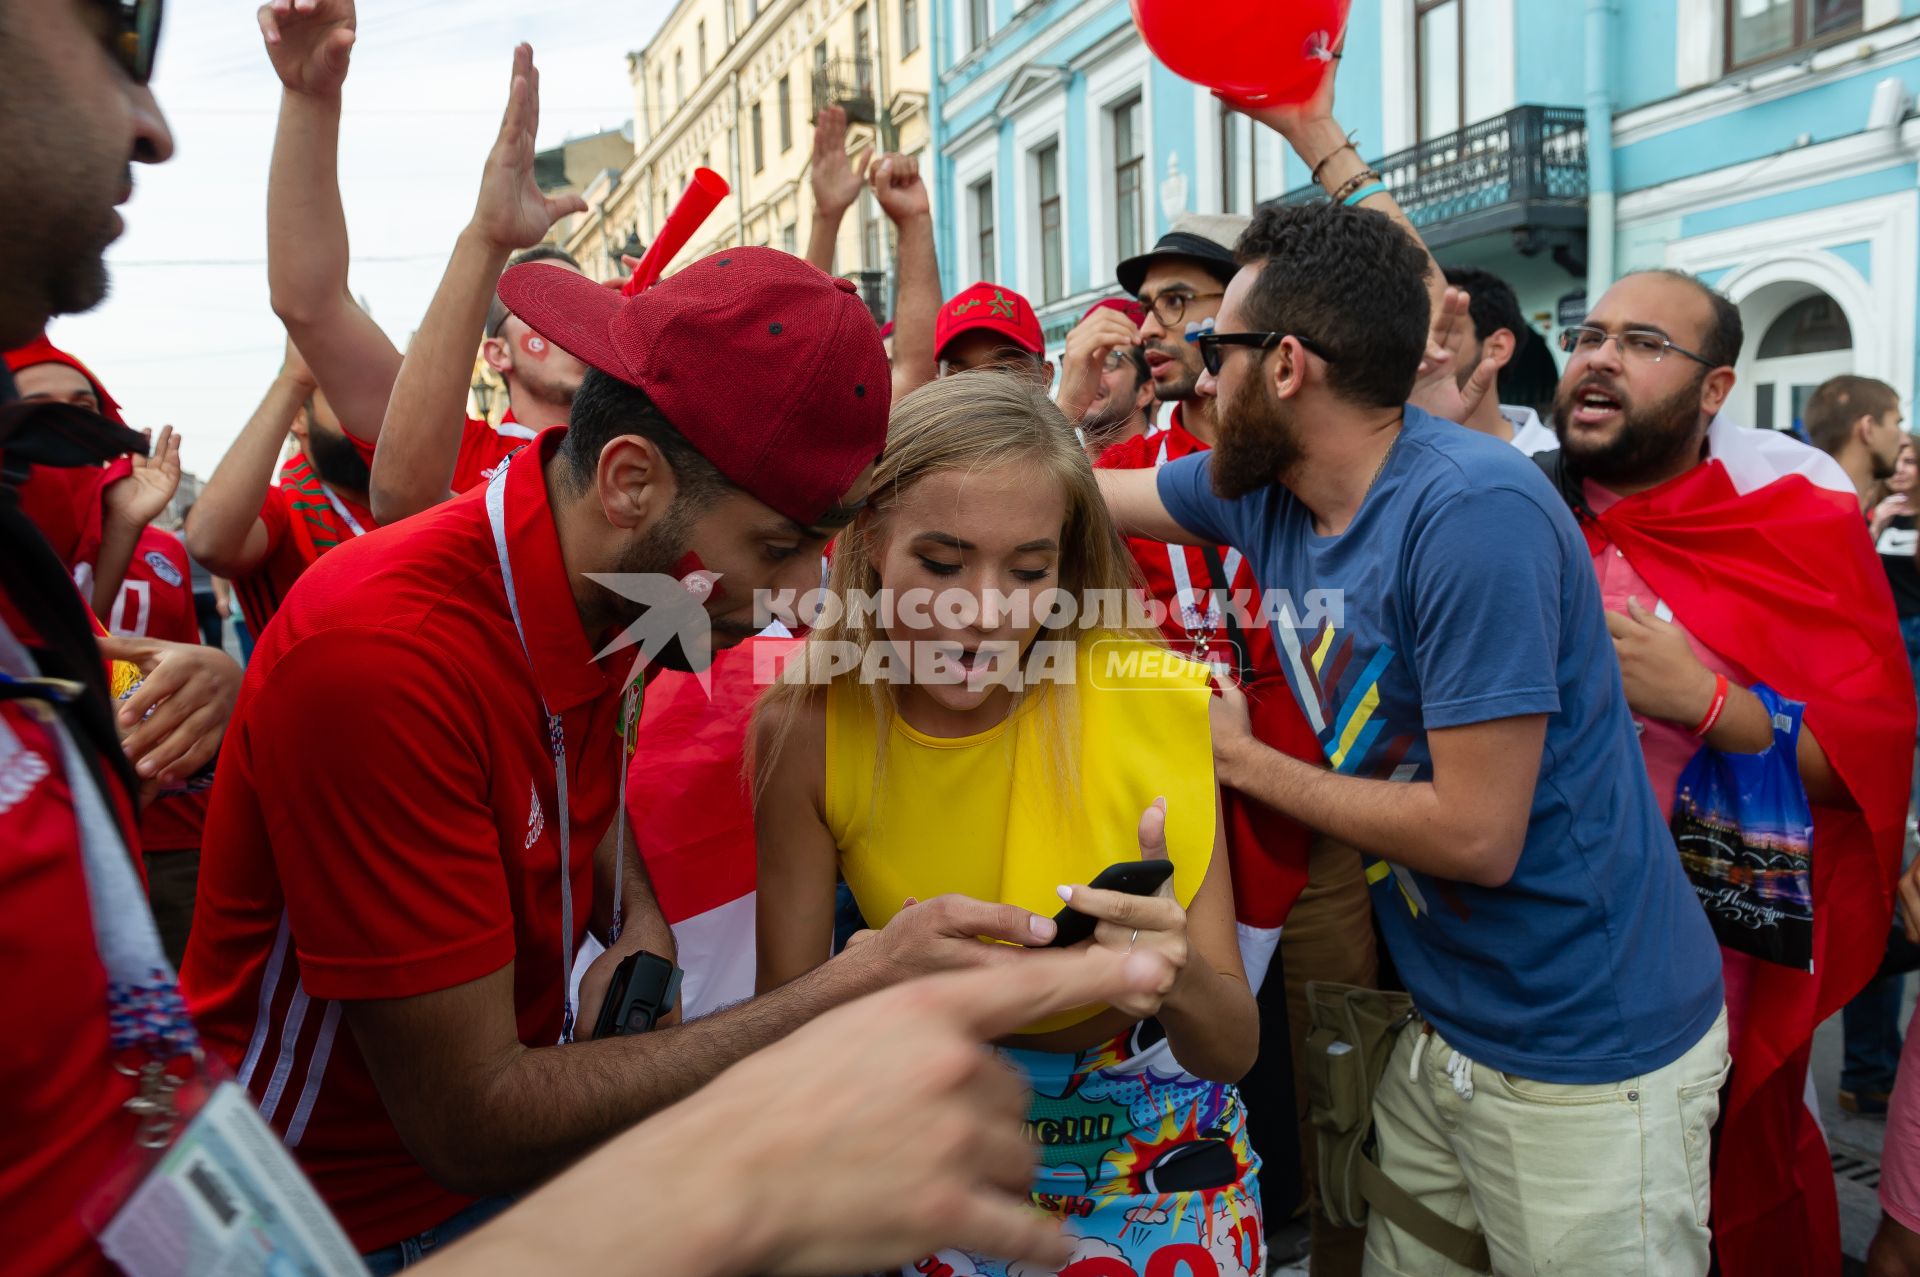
935, 282, 1044, 362
497, 247, 889, 527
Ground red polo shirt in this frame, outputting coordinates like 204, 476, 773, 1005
182, 429, 624, 1251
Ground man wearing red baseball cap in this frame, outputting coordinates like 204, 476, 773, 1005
182, 246, 1067, 1266
935, 281, 1054, 387
1061, 298, 1155, 460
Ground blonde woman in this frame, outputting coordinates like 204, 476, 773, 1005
754, 372, 1262, 1277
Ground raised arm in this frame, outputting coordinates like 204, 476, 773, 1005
1222, 51, 1446, 323
866, 152, 939, 401
259, 0, 402, 443
184, 344, 314, 578
370, 43, 585, 523
804, 107, 867, 274
1094, 466, 1209, 545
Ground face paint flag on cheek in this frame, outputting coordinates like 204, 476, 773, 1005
671, 550, 726, 604
519, 332, 549, 360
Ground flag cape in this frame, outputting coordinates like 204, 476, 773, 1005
626, 633, 797, 1019
1579, 418, 1913, 1276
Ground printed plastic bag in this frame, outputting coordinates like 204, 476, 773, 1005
1669, 683, 1814, 971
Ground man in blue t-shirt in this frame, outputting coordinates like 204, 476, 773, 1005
1097, 198, 1728, 1275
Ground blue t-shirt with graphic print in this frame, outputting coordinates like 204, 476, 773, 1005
1158, 405, 1723, 1084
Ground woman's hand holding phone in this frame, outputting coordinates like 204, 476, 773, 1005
1049, 798, 1188, 1020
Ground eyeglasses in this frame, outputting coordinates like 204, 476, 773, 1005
1557, 325, 1715, 368
1137, 289, 1225, 328
1188, 330, 1336, 377
98, 0, 164, 85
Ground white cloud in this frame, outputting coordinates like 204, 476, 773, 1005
1006, 1234, 1130, 1277
54, 0, 668, 478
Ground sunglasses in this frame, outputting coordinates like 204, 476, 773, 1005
1187, 329, 1336, 377
100, 0, 164, 85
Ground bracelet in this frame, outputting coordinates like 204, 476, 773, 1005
1343, 182, 1389, 207
1691, 673, 1729, 738
1310, 135, 1360, 186
1327, 168, 1382, 205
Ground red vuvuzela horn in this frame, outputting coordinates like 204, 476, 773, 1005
623, 168, 732, 296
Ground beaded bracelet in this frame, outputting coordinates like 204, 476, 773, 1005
1328, 168, 1382, 205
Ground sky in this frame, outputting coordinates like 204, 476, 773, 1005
53, 0, 671, 478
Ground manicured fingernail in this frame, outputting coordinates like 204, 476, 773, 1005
1055, 884, 1073, 903
1030, 915, 1056, 940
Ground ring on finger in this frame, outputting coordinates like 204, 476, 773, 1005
1126, 928, 1139, 954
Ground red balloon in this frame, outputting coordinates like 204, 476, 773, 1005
1131, 0, 1350, 106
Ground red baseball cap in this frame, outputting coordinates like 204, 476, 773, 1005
4, 334, 124, 423
497, 247, 889, 528
1082, 297, 1147, 327
935, 282, 1044, 361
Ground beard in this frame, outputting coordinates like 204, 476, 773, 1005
306, 422, 373, 493
1211, 372, 1303, 499
1874, 445, 1899, 481
1081, 390, 1142, 443
1553, 371, 1708, 487
595, 500, 713, 674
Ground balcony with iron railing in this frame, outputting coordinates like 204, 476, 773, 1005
1281, 105, 1589, 260
813, 55, 878, 126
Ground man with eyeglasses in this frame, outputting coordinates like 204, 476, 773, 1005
1536, 269, 1914, 1277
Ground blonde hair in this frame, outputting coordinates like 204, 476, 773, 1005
752, 370, 1159, 814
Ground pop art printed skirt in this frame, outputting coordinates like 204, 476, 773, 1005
903, 1022, 1264, 1277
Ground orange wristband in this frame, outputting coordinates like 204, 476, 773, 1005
1691, 673, 1729, 738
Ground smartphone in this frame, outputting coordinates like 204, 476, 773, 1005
1045, 859, 1176, 948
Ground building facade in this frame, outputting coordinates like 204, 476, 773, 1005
931, 0, 1920, 430
559, 0, 932, 318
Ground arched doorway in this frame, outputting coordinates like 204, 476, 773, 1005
1743, 289, 1855, 438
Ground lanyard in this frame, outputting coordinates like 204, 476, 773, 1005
484, 465, 629, 1045
319, 485, 367, 539
1153, 434, 1242, 644
0, 616, 199, 1143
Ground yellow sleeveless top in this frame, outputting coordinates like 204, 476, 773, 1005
824, 637, 1217, 1033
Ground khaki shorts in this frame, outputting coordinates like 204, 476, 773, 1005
1363, 1008, 1730, 1277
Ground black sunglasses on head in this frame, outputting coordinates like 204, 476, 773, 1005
1188, 329, 1336, 377
98, 0, 164, 85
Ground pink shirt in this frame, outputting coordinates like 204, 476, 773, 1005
1883, 1006, 1920, 1231
1585, 479, 1758, 1040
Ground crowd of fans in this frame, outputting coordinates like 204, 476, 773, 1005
10, 3, 1920, 1276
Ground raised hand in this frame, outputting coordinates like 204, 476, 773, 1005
1215, 31, 1341, 146
471, 44, 590, 252
104, 425, 182, 533
1056, 306, 1144, 423
257, 0, 357, 99
866, 152, 929, 224
1408, 286, 1498, 425
809, 107, 871, 219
